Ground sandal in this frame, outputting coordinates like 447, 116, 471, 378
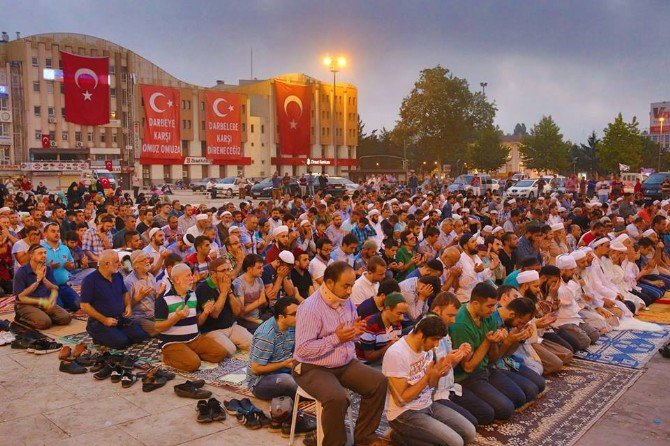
223, 398, 243, 417
142, 368, 167, 392
121, 371, 137, 388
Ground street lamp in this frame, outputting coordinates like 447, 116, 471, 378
480, 82, 488, 95
659, 116, 666, 172
323, 55, 346, 174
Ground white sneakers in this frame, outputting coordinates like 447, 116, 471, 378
0, 331, 16, 346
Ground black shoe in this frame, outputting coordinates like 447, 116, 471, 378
120, 354, 138, 370
281, 412, 317, 438
30, 339, 63, 355
269, 419, 283, 432
121, 371, 137, 388
240, 398, 271, 427
74, 353, 96, 367
240, 412, 262, 430
11, 336, 35, 349
142, 369, 167, 392
224, 398, 244, 416
110, 366, 124, 383
93, 363, 114, 380
174, 382, 212, 399
208, 398, 226, 421
59, 360, 88, 374
196, 400, 213, 423
155, 368, 176, 381
302, 432, 317, 446
185, 379, 205, 388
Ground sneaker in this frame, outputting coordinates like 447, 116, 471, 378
208, 398, 226, 421
196, 400, 213, 423
239, 398, 271, 427
11, 336, 36, 350
0, 331, 15, 346
59, 360, 88, 374
281, 412, 317, 438
174, 381, 212, 399
32, 339, 63, 355
93, 363, 114, 380
240, 412, 262, 430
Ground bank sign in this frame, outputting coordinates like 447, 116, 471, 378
650, 102, 670, 133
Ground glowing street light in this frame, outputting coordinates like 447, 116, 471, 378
659, 116, 666, 172
323, 55, 347, 172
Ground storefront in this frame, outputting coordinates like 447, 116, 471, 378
20, 161, 89, 191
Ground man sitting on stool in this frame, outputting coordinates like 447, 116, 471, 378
80, 249, 148, 349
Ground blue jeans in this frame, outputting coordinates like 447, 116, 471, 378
390, 402, 476, 446
456, 368, 516, 422
87, 318, 148, 349
493, 365, 545, 404
436, 398, 478, 427
251, 372, 298, 400
58, 284, 80, 311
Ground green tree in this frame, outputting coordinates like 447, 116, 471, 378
513, 123, 527, 136
357, 117, 404, 170
519, 116, 571, 173
395, 66, 497, 170
465, 126, 509, 172
597, 113, 643, 173
570, 131, 600, 175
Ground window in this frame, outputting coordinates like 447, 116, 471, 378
110, 87, 116, 97
60, 84, 65, 94
201, 121, 205, 130
200, 102, 205, 111
35, 130, 42, 140
87, 132, 93, 142
48, 107, 54, 117
120, 73, 127, 83
58, 59, 63, 70
46, 82, 53, 93
261, 125, 265, 134
0, 146, 8, 165
33, 81, 40, 92
75, 132, 82, 142
112, 133, 117, 143
100, 133, 106, 143
31, 57, 38, 67
49, 131, 56, 141
45, 58, 52, 68
109, 65, 115, 75
34, 106, 41, 117
0, 97, 8, 111
241, 104, 246, 114
62, 131, 68, 141
61, 107, 66, 117
0, 122, 10, 136
182, 120, 192, 129
250, 124, 254, 133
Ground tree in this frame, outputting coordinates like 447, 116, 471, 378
639, 135, 670, 171
519, 116, 571, 173
570, 131, 600, 175
513, 123, 527, 136
597, 113, 643, 173
465, 126, 510, 172
357, 117, 404, 170
395, 66, 497, 170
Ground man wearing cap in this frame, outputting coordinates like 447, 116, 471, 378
155, 263, 228, 372
167, 233, 195, 261
368, 209, 384, 249
585, 237, 629, 320
262, 250, 298, 304
124, 250, 164, 336
356, 292, 408, 364
455, 233, 494, 303
143, 227, 169, 278
80, 250, 148, 348
264, 225, 290, 264
186, 213, 211, 240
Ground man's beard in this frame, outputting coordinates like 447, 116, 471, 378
524, 289, 538, 302
468, 248, 478, 255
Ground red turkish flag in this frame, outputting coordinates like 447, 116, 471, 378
140, 85, 182, 164
275, 81, 311, 156
41, 134, 50, 149
60, 51, 110, 125
205, 91, 242, 161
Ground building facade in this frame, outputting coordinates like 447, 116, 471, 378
650, 101, 669, 153
0, 32, 358, 189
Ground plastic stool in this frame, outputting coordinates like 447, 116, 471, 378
288, 386, 354, 446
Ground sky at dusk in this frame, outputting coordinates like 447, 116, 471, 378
3, 0, 669, 143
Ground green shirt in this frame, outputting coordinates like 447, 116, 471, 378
395, 245, 415, 281
449, 304, 497, 382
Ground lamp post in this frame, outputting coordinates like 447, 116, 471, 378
480, 82, 488, 95
323, 55, 346, 174
659, 116, 666, 172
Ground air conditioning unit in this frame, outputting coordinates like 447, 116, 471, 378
76, 141, 83, 148
50, 140, 57, 148
48, 116, 56, 123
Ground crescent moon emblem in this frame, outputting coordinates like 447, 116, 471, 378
149, 92, 166, 113
283, 95, 303, 117
212, 97, 229, 118
74, 68, 99, 90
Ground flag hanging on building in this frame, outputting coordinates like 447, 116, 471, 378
274, 81, 311, 156
205, 91, 242, 161
41, 134, 50, 149
139, 85, 182, 164
60, 51, 110, 125
619, 163, 630, 172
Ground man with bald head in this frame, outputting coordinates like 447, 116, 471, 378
80, 249, 148, 348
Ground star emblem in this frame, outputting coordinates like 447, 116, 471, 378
289, 120, 297, 129
228, 105, 234, 112
167, 100, 174, 107
82, 90, 92, 101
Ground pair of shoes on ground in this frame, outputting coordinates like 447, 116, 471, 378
0, 331, 15, 346
93, 364, 138, 388
14, 337, 62, 354
58, 342, 100, 374
174, 380, 211, 399
273, 411, 317, 438
138, 367, 176, 392
196, 398, 226, 423
224, 397, 271, 429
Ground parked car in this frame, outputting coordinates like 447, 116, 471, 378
190, 178, 210, 192
505, 178, 540, 198
541, 175, 566, 194
622, 173, 648, 194
446, 174, 498, 194
91, 169, 118, 189
642, 172, 670, 200
324, 176, 358, 196
250, 177, 300, 198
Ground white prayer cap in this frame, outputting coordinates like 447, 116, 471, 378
272, 225, 289, 236
642, 229, 656, 237
600, 217, 611, 223
476, 237, 485, 245
367, 203, 375, 210
493, 226, 504, 234
149, 228, 161, 239
221, 211, 232, 217
550, 223, 564, 232
610, 242, 628, 252
228, 226, 241, 233
517, 270, 540, 284
278, 250, 295, 264
571, 250, 586, 261
195, 213, 208, 221
508, 199, 516, 204
556, 254, 577, 270
452, 214, 462, 221
654, 200, 661, 205
453, 203, 461, 211
461, 208, 470, 213
299, 219, 311, 227
182, 234, 194, 247
170, 263, 191, 279
592, 237, 610, 248
435, 210, 442, 216
468, 217, 478, 224
0, 207, 10, 214
581, 247, 594, 253
616, 197, 623, 202
613, 233, 629, 244
483, 225, 494, 232
538, 196, 545, 201
490, 210, 498, 214
616, 217, 624, 223
368, 209, 380, 217
558, 207, 567, 212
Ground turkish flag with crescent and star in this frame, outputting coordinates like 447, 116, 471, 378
275, 81, 311, 156
140, 85, 182, 164
205, 91, 242, 161
41, 134, 50, 149
60, 51, 110, 125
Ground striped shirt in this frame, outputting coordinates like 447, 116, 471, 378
294, 286, 357, 368
82, 227, 113, 258
247, 318, 295, 388
154, 288, 199, 346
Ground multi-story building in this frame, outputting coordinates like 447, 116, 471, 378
0, 32, 358, 190
650, 101, 669, 153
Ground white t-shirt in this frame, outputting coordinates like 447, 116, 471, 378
382, 337, 434, 421
308, 256, 332, 281
11, 238, 29, 272
350, 273, 379, 306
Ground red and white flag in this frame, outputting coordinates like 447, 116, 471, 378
140, 85, 182, 164
205, 91, 242, 161
41, 134, 50, 149
60, 51, 109, 125
275, 81, 311, 156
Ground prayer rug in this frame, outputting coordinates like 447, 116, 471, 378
574, 329, 670, 369
636, 302, 670, 324
58, 331, 163, 364
0, 295, 16, 314
169, 351, 255, 397
474, 360, 643, 446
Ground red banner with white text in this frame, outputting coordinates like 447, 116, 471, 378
205, 91, 243, 161
60, 51, 110, 125
140, 85, 182, 164
275, 81, 311, 156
